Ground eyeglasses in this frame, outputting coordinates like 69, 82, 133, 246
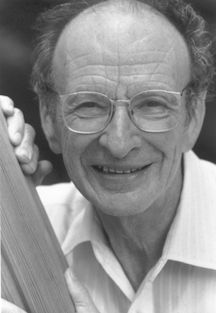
59, 89, 184, 134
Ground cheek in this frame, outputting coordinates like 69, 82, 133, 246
151, 112, 188, 159
146, 128, 185, 183
59, 127, 93, 183
59, 128, 80, 178
164, 135, 186, 182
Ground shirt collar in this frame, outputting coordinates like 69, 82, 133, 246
62, 188, 108, 254
163, 151, 216, 270
62, 151, 216, 271
61, 187, 135, 299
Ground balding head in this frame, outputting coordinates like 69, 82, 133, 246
52, 0, 190, 97
32, 0, 213, 116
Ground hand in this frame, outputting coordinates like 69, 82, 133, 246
65, 268, 101, 313
1, 299, 27, 313
0, 95, 52, 185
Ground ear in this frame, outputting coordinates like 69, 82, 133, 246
39, 103, 62, 154
182, 90, 206, 152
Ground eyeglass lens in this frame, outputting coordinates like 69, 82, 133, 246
62, 91, 181, 133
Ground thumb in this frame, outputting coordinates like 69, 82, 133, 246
65, 268, 100, 313
32, 160, 53, 185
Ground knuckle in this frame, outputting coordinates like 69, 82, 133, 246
13, 109, 24, 125
32, 157, 38, 171
31, 162, 38, 173
14, 108, 23, 117
26, 123, 36, 138
0, 95, 14, 105
21, 163, 37, 174
14, 147, 29, 163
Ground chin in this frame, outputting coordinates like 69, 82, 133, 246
88, 190, 155, 217
72, 164, 163, 217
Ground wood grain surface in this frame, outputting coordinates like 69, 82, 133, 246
0, 109, 75, 313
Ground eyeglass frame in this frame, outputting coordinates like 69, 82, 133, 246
58, 87, 187, 135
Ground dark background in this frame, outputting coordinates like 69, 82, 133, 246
0, 0, 215, 184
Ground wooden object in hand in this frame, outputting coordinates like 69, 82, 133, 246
0, 109, 75, 313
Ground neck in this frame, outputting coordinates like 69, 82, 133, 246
95, 167, 183, 290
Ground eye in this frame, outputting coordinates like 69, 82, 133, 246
135, 98, 169, 116
146, 100, 164, 107
146, 99, 162, 106
69, 101, 108, 118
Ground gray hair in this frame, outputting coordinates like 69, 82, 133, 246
31, 0, 215, 117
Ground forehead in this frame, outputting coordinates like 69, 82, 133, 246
52, 1, 191, 96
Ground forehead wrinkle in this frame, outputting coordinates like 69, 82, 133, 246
63, 63, 119, 75
56, 2, 179, 67
62, 49, 174, 74
59, 73, 119, 94
53, 1, 191, 96
127, 76, 181, 91
57, 58, 179, 95
67, 74, 119, 85
64, 41, 118, 66
54, 8, 188, 76
74, 82, 118, 95
118, 41, 188, 89
147, 61, 172, 85
118, 63, 172, 75
63, 38, 176, 69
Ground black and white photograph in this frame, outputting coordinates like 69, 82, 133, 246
1, 0, 216, 312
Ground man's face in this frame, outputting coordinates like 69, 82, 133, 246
48, 3, 199, 216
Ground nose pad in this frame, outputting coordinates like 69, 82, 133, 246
98, 106, 142, 159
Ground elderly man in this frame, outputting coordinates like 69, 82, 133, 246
1, 0, 216, 312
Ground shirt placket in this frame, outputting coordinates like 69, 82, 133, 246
128, 257, 167, 313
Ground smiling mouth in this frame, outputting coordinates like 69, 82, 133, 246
92, 165, 150, 174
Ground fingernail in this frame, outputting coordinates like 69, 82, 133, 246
26, 148, 32, 160
8, 101, 14, 111
65, 268, 71, 279
65, 268, 75, 282
65, 271, 71, 286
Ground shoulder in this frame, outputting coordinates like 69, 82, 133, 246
185, 151, 216, 181
36, 182, 79, 205
184, 151, 216, 204
36, 182, 86, 244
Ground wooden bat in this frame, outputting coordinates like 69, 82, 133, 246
0, 108, 75, 313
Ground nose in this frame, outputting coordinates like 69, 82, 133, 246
98, 105, 142, 159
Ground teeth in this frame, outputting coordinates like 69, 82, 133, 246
96, 166, 143, 174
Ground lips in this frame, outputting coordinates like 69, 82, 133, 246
92, 165, 149, 174
89, 163, 152, 192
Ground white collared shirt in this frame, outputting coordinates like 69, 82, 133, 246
2, 151, 216, 313
36, 151, 216, 313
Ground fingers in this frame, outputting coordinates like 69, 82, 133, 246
65, 268, 100, 313
7, 108, 25, 146
19, 145, 53, 185
0, 96, 24, 145
15, 124, 36, 163
0, 95, 52, 185
10, 119, 52, 185
32, 160, 53, 186
20, 144, 39, 175
0, 95, 14, 116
